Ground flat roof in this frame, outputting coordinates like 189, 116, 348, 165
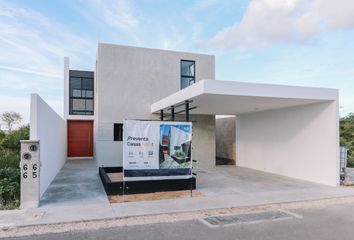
98, 42, 214, 58
151, 80, 338, 115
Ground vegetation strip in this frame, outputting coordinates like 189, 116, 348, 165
0, 112, 29, 210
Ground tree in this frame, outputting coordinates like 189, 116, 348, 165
1, 124, 29, 152
340, 113, 354, 167
0, 112, 22, 132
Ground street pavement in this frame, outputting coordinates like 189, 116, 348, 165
4, 201, 354, 240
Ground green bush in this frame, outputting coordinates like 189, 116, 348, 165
0, 125, 29, 152
0, 149, 20, 169
0, 123, 29, 209
347, 161, 354, 168
0, 168, 20, 205
340, 113, 354, 167
0, 130, 5, 143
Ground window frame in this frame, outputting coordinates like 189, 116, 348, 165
180, 60, 195, 89
69, 76, 94, 115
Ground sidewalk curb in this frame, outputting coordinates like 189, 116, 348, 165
2, 195, 354, 238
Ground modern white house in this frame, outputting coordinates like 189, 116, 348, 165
29, 43, 340, 200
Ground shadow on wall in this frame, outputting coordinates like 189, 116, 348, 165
215, 116, 236, 166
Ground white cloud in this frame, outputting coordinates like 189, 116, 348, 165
0, 1, 96, 121
0, 1, 95, 80
85, 0, 139, 31
0, 65, 61, 79
209, 0, 354, 49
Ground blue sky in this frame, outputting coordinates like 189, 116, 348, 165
1, 0, 354, 124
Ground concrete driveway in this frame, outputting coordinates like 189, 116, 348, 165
35, 159, 114, 224
111, 166, 354, 216
40, 159, 108, 206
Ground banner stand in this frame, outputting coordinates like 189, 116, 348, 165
122, 179, 125, 201
190, 159, 197, 197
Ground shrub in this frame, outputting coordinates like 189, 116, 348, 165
0, 125, 29, 152
347, 161, 354, 168
0, 149, 19, 169
0, 130, 5, 143
0, 123, 28, 209
340, 113, 354, 167
0, 168, 20, 205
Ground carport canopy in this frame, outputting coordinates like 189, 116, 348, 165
151, 79, 337, 115
151, 79, 339, 187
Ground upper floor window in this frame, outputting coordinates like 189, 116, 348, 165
181, 60, 195, 89
69, 70, 94, 115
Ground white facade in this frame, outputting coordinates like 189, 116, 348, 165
61, 43, 340, 186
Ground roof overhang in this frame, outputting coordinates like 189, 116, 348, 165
151, 80, 338, 115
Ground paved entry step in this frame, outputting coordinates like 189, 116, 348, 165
201, 210, 297, 227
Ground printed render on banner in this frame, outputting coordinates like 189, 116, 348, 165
123, 120, 192, 181
159, 124, 192, 169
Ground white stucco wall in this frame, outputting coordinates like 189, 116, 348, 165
236, 101, 339, 186
191, 115, 216, 170
30, 94, 67, 196
215, 116, 236, 161
95, 44, 215, 167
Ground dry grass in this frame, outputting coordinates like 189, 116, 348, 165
108, 190, 204, 203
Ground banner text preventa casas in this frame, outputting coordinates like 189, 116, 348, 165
126, 136, 152, 147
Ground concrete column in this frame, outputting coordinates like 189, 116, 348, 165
63, 57, 70, 119
20, 140, 40, 209
215, 116, 236, 165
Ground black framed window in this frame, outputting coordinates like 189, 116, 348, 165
69, 71, 94, 115
114, 123, 123, 141
181, 60, 195, 89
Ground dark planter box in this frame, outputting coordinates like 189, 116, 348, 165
99, 167, 196, 196
99, 167, 123, 195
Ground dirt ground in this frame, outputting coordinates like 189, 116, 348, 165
106, 172, 203, 203
108, 190, 204, 203
107, 172, 123, 182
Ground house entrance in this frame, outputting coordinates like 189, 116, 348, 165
67, 120, 93, 157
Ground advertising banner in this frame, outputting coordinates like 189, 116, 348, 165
123, 120, 192, 181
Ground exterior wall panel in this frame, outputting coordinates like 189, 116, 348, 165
236, 101, 339, 186
30, 94, 67, 196
95, 44, 215, 167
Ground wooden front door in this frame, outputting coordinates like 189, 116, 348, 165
67, 120, 93, 157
